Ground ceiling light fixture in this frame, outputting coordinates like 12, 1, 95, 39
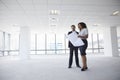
112, 10, 119, 16
93, 24, 100, 27
49, 10, 60, 15
13, 24, 19, 27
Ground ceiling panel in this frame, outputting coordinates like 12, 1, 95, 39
0, 0, 120, 33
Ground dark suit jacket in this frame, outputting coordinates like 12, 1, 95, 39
68, 31, 79, 48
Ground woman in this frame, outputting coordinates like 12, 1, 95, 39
78, 22, 88, 71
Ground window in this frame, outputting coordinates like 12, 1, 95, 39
47, 33, 56, 54
56, 34, 66, 54
30, 34, 36, 54
0, 31, 105, 56
99, 34, 104, 53
37, 34, 46, 54
87, 34, 93, 53
10, 33, 19, 55
117, 27, 120, 55
4, 33, 10, 55
93, 33, 98, 53
0, 32, 3, 56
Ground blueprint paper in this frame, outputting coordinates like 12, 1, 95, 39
68, 32, 84, 47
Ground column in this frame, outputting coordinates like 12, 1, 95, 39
19, 26, 30, 60
2, 32, 5, 56
104, 26, 119, 57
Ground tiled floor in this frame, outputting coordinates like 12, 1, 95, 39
0, 55, 120, 80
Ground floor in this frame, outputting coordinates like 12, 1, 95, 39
0, 55, 120, 80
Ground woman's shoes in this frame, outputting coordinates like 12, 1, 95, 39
85, 67, 88, 69
81, 67, 88, 71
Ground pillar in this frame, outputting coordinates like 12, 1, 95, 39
104, 26, 119, 57
19, 26, 30, 60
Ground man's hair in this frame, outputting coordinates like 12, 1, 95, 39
71, 25, 76, 28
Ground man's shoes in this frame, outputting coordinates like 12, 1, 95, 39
68, 66, 72, 68
77, 66, 81, 68
81, 67, 88, 71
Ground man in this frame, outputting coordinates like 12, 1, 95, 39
68, 25, 81, 68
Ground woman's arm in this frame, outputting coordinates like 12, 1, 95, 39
78, 34, 88, 39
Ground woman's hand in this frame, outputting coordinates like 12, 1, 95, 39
78, 35, 88, 39
78, 35, 82, 38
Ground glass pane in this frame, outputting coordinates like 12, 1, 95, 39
10, 33, 19, 55
0, 51, 3, 56
56, 34, 65, 54
10, 33, 19, 50
37, 34, 45, 54
30, 51, 36, 55
0, 32, 3, 56
5, 33, 10, 50
10, 51, 19, 56
36, 51, 45, 55
118, 37, 120, 55
117, 27, 120, 55
87, 34, 92, 53
65, 34, 69, 54
0, 32, 3, 50
99, 34, 104, 53
99, 34, 104, 48
37, 34, 45, 49
88, 34, 92, 48
47, 33, 55, 54
93, 34, 98, 48
118, 39, 120, 48
86, 49, 92, 53
30, 34, 35, 54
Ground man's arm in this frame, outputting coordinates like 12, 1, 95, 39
68, 31, 72, 35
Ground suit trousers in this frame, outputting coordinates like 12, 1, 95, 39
69, 47, 80, 67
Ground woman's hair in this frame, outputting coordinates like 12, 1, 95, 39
78, 22, 87, 28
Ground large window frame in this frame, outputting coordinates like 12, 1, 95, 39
0, 31, 111, 56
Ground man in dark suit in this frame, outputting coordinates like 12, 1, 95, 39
68, 25, 81, 68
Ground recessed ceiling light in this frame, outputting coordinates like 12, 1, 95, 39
93, 24, 100, 26
50, 17, 56, 21
49, 10, 60, 15
111, 10, 119, 16
13, 24, 19, 27
50, 24, 57, 27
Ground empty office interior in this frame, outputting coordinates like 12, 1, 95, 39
0, 0, 120, 80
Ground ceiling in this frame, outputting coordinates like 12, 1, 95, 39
0, 0, 120, 34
